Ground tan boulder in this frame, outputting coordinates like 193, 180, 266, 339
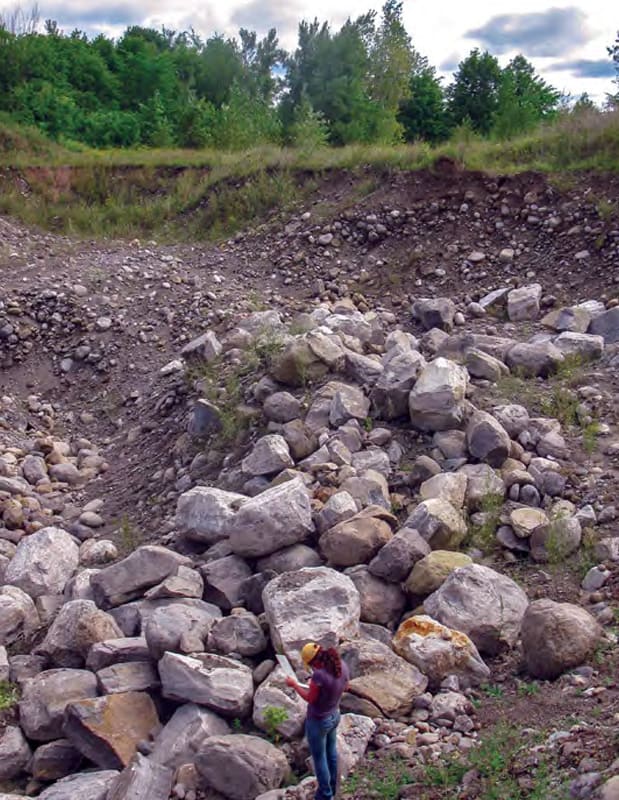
405, 551, 473, 596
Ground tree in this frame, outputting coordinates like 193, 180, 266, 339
369, 1, 413, 125
398, 61, 450, 142
492, 55, 559, 138
447, 49, 502, 134
609, 31, 619, 102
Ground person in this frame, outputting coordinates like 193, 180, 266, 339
285, 642, 350, 800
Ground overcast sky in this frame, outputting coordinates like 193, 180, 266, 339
2, 0, 617, 101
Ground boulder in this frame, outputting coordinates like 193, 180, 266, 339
158, 652, 254, 717
195, 735, 289, 800
0, 725, 31, 780
90, 546, 189, 608
419, 472, 468, 509
509, 507, 549, 538
329, 384, 370, 426
201, 555, 253, 610
405, 551, 473, 596
262, 567, 361, 670
37, 770, 119, 800
505, 341, 563, 377
4, 527, 79, 598
175, 487, 247, 544
144, 598, 221, 659
257, 544, 323, 573
393, 615, 490, 689
337, 714, 376, 779
542, 306, 591, 333
368, 527, 430, 582
466, 411, 511, 468
521, 600, 602, 679
404, 499, 467, 550
63, 692, 160, 769
492, 405, 530, 437
344, 566, 406, 627
588, 306, 619, 343
85, 637, 150, 672
262, 392, 301, 423
241, 435, 294, 476
529, 516, 582, 562
252, 667, 307, 740
144, 566, 204, 601
408, 358, 468, 431
207, 612, 267, 656
150, 703, 230, 768
19, 668, 98, 741
29, 739, 82, 781
319, 507, 394, 567
424, 565, 528, 655
370, 350, 426, 420
106, 753, 174, 800
458, 464, 505, 511
507, 284, 542, 322
96, 661, 159, 694
341, 637, 427, 717
465, 348, 508, 382
0, 585, 40, 645
554, 332, 604, 361
37, 600, 123, 667
340, 470, 390, 510
227, 478, 314, 558
180, 330, 222, 362
412, 298, 456, 332
281, 420, 318, 461
270, 337, 328, 387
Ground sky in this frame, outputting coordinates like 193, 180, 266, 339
1, 0, 617, 101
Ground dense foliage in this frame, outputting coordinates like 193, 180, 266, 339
0, 3, 610, 150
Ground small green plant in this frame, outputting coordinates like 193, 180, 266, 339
118, 514, 140, 553
0, 681, 19, 711
582, 420, 601, 454
481, 683, 504, 698
232, 717, 242, 732
363, 416, 373, 432
467, 491, 504, 553
262, 705, 289, 743
517, 680, 540, 697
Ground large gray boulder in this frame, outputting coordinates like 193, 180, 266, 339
412, 298, 456, 331
252, 667, 307, 740
344, 565, 406, 627
505, 341, 563, 377
201, 555, 253, 610
554, 331, 604, 361
0, 725, 31, 780
150, 703, 230, 769
90, 546, 189, 608
196, 734, 289, 800
175, 487, 247, 544
86, 637, 150, 672
143, 598, 221, 659
466, 410, 511, 467
507, 284, 542, 322
262, 567, 361, 670
458, 463, 505, 511
241, 435, 294, 476
207, 612, 267, 656
319, 507, 394, 567
37, 770, 119, 800
588, 306, 619, 343
227, 478, 314, 558
329, 383, 370, 426
393, 615, 490, 689
425, 565, 528, 655
368, 527, 430, 582
408, 358, 468, 432
37, 600, 123, 667
404, 499, 467, 550
341, 637, 428, 717
158, 652, 254, 717
29, 739, 82, 781
96, 661, 159, 694
19, 668, 98, 741
370, 350, 426, 420
0, 585, 40, 645
337, 714, 376, 779
106, 753, 174, 800
521, 599, 602, 679
257, 544, 323, 573
4, 527, 79, 598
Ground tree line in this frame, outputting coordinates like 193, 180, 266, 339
0, 3, 615, 150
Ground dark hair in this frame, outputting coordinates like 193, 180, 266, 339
311, 646, 342, 677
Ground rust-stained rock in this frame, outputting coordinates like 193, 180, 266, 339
392, 615, 490, 689
63, 691, 160, 770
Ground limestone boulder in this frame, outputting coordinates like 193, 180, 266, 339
207, 612, 267, 657
458, 464, 505, 511
344, 565, 406, 627
404, 499, 467, 550
521, 600, 602, 679
425, 564, 528, 655
337, 714, 376, 779
588, 306, 619, 343
329, 384, 370, 426
0, 725, 31, 781
319, 507, 394, 567
144, 598, 221, 659
408, 358, 468, 432
419, 472, 468, 509
158, 652, 254, 717
370, 350, 426, 420
507, 284, 542, 322
241, 435, 294, 476
505, 341, 563, 377
106, 753, 173, 800
201, 555, 253, 610
252, 667, 306, 740
466, 411, 511, 468
368, 527, 430, 582
262, 567, 361, 670
0, 585, 40, 646
227, 478, 314, 558
63, 691, 160, 769
29, 739, 82, 781
19, 668, 98, 741
37, 770, 119, 800
405, 551, 473, 596
90, 546, 189, 608
150, 703, 230, 768
393, 615, 490, 689
175, 487, 247, 544
554, 332, 604, 361
37, 600, 123, 667
529, 516, 582, 562
341, 637, 428, 717
195, 734, 289, 800
509, 507, 549, 538
257, 543, 323, 573
412, 298, 456, 332
4, 527, 79, 598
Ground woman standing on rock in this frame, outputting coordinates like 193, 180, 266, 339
286, 642, 350, 800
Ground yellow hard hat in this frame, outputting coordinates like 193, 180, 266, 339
301, 642, 321, 667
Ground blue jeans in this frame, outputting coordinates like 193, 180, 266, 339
305, 711, 340, 800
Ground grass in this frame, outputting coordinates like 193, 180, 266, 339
0, 680, 19, 711
1, 109, 619, 241
466, 491, 504, 554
